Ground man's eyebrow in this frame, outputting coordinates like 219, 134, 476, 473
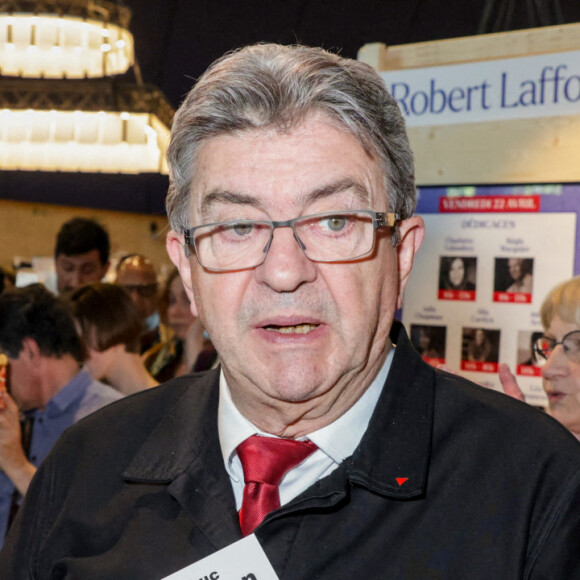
302, 179, 372, 206
200, 190, 266, 218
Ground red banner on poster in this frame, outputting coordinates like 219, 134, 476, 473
493, 292, 532, 304
439, 195, 540, 213
438, 289, 476, 301
516, 365, 542, 377
461, 361, 499, 373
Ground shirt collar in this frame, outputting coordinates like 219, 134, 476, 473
43, 369, 91, 417
218, 348, 394, 472
308, 349, 393, 463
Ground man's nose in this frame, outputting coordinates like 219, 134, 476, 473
254, 226, 317, 292
69, 269, 83, 289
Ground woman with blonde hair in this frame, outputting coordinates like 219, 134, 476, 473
500, 275, 580, 439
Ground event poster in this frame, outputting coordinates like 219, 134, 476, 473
402, 204, 576, 407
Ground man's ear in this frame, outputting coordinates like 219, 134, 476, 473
166, 230, 199, 318
395, 216, 425, 310
21, 337, 41, 361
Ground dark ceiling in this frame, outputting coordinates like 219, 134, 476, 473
124, 0, 580, 110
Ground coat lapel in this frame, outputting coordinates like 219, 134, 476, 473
349, 321, 434, 498
122, 369, 242, 548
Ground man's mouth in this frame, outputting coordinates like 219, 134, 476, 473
264, 323, 319, 334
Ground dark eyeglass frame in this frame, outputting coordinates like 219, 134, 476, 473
182, 210, 399, 272
533, 329, 580, 363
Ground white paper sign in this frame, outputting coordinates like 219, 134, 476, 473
162, 535, 279, 580
380, 50, 580, 126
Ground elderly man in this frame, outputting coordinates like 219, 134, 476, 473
54, 218, 110, 294
115, 254, 162, 352
2, 44, 580, 579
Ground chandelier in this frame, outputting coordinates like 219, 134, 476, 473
0, 0, 173, 174
0, 0, 134, 78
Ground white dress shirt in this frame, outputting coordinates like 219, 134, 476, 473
218, 348, 394, 510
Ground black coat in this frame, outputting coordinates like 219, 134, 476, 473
2, 323, 580, 579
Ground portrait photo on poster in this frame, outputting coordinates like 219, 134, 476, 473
438, 256, 477, 301
461, 327, 501, 372
410, 324, 447, 366
493, 257, 534, 303
516, 330, 544, 377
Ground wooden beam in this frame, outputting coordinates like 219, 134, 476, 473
358, 23, 580, 70
410, 114, 580, 185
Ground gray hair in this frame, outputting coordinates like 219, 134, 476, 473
166, 43, 416, 235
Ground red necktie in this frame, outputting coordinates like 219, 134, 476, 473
237, 435, 317, 536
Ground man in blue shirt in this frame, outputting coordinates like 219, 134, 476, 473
0, 284, 123, 546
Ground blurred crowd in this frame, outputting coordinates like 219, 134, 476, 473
0, 216, 216, 545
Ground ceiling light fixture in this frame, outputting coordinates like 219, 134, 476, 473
0, 0, 134, 77
0, 0, 173, 174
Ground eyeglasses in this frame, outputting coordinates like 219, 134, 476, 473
182, 210, 399, 272
533, 330, 580, 364
119, 283, 158, 298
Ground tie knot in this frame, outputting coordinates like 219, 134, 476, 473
237, 435, 317, 485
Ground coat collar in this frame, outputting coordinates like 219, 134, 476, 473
122, 369, 243, 549
122, 369, 221, 482
347, 320, 434, 499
